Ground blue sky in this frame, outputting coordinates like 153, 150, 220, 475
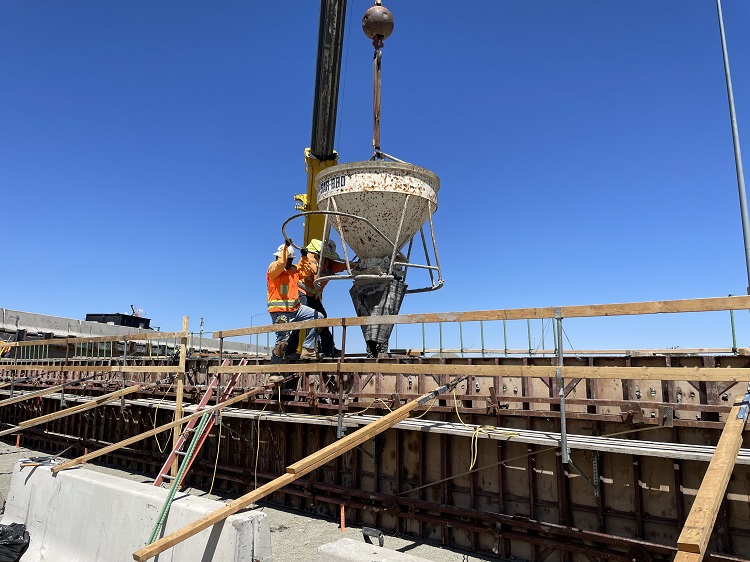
2, 1, 750, 353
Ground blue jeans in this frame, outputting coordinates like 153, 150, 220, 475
269, 305, 320, 352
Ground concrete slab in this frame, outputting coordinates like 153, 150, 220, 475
0, 460, 272, 562
317, 538, 434, 562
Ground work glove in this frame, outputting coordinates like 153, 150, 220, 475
284, 238, 292, 247
300, 248, 308, 257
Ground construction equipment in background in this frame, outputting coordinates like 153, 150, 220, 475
294, 0, 348, 247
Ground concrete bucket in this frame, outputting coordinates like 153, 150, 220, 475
315, 161, 439, 259
315, 161, 441, 355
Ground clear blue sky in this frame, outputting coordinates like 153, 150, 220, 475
2, 1, 750, 352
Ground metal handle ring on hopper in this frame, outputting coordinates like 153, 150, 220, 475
281, 210, 442, 294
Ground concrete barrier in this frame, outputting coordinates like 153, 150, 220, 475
317, 538, 433, 562
0, 461, 272, 562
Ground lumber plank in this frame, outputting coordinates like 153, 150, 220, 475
207, 362, 750, 382
51, 384, 269, 474
0, 383, 82, 408
3, 331, 186, 347
211, 295, 750, 338
132, 473, 297, 562
673, 552, 702, 562
286, 406, 416, 474
676, 400, 748, 554
0, 386, 141, 437
1, 365, 181, 373
132, 386, 447, 561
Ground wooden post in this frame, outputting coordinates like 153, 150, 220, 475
172, 316, 188, 477
132, 389, 440, 561
676, 396, 749, 556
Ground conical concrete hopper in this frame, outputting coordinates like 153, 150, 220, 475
316, 160, 440, 356
315, 161, 439, 259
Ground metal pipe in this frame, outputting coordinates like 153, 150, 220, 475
556, 309, 569, 464
729, 294, 738, 353
716, 0, 750, 293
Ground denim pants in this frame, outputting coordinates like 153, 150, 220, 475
269, 305, 320, 351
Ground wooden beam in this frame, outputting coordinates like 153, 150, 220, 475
0, 386, 141, 437
673, 552, 702, 562
212, 296, 750, 338
676, 397, 749, 555
207, 362, 750, 383
172, 316, 188, 477
1, 365, 181, 373
51, 384, 272, 474
2, 331, 187, 348
132, 387, 446, 561
0, 382, 80, 408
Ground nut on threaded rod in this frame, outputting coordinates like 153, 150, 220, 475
362, 4, 394, 46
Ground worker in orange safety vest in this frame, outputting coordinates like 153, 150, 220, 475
266, 239, 321, 364
292, 239, 348, 358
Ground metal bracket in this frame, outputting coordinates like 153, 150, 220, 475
737, 392, 750, 420
566, 456, 598, 496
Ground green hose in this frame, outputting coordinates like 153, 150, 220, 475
147, 412, 212, 545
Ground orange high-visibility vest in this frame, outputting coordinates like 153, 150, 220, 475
297, 254, 346, 299
267, 250, 301, 313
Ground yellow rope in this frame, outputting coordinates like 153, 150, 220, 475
452, 390, 518, 471
345, 398, 393, 416
152, 380, 175, 453
412, 397, 437, 419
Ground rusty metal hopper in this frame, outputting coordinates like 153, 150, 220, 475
315, 161, 439, 260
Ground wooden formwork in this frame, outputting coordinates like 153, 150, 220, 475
0, 295, 749, 561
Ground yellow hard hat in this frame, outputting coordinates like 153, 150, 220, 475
306, 239, 322, 254
306, 239, 342, 261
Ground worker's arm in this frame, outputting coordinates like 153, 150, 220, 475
330, 260, 348, 274
267, 243, 291, 279
297, 254, 318, 278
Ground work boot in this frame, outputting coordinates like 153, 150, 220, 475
300, 347, 319, 361
272, 341, 288, 359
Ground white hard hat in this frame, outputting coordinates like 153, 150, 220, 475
274, 244, 295, 258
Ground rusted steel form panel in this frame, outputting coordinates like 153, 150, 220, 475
1, 355, 750, 561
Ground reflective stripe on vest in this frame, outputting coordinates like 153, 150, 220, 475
268, 269, 301, 313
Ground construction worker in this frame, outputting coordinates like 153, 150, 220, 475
294, 238, 348, 357
266, 239, 321, 363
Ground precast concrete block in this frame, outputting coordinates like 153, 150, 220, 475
0, 461, 272, 562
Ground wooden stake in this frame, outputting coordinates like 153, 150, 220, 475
676, 398, 749, 555
172, 316, 188, 478
340, 504, 345, 532
15, 434, 20, 448
132, 387, 443, 561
